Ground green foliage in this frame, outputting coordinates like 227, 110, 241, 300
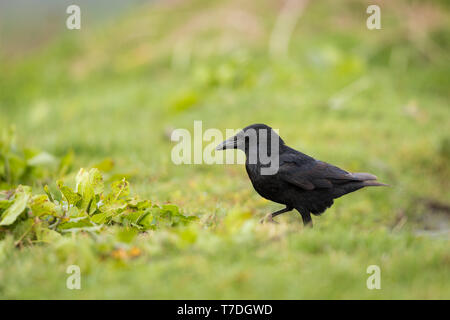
0, 185, 31, 226
0, 168, 197, 245
0, 127, 73, 189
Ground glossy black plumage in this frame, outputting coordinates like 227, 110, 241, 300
216, 124, 387, 227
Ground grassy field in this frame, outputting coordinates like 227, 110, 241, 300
0, 0, 449, 299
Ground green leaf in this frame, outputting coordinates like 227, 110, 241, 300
121, 209, 150, 225
138, 209, 157, 230
0, 199, 12, 211
88, 195, 100, 215
29, 195, 57, 217
127, 198, 151, 210
57, 180, 81, 207
161, 204, 180, 215
58, 216, 95, 231
99, 197, 127, 211
0, 185, 31, 226
35, 226, 61, 242
159, 204, 198, 227
75, 169, 95, 212
111, 178, 129, 200
75, 168, 104, 212
91, 212, 110, 224
89, 168, 104, 195
43, 185, 54, 202
67, 206, 84, 218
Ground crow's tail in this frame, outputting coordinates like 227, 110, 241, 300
362, 180, 389, 187
351, 172, 388, 187
332, 176, 388, 199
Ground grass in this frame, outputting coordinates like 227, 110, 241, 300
0, 0, 449, 299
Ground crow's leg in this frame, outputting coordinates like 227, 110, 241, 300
300, 212, 313, 227
295, 207, 313, 227
271, 206, 293, 218
260, 206, 293, 224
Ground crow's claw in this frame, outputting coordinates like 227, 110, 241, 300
260, 213, 279, 224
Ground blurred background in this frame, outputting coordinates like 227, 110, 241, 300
0, 0, 449, 299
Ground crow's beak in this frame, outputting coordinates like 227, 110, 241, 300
215, 136, 236, 150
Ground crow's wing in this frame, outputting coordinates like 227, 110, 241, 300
278, 160, 377, 191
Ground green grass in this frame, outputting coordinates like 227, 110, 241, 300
0, 0, 449, 299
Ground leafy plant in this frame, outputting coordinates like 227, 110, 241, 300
0, 168, 197, 246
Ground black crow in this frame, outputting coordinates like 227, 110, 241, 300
216, 124, 387, 227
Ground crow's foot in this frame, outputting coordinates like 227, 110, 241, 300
260, 213, 279, 224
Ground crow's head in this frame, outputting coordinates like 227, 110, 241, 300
215, 124, 284, 153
